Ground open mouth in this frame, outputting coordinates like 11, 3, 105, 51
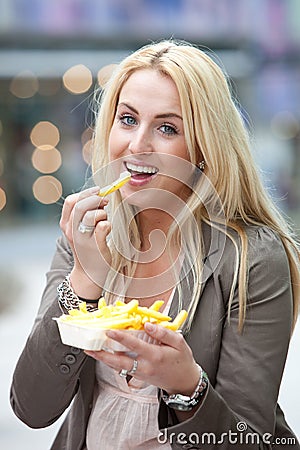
125, 161, 159, 186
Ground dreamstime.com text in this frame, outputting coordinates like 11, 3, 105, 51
157, 422, 296, 446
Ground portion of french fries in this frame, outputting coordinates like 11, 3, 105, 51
60, 298, 188, 331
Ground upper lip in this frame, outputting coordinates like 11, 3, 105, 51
125, 160, 159, 174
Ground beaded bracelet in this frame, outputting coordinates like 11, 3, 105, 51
57, 274, 100, 312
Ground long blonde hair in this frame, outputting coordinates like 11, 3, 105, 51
92, 39, 300, 332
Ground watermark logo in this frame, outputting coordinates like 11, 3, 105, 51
236, 421, 248, 432
157, 422, 296, 446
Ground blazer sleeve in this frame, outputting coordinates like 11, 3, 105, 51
158, 226, 297, 449
10, 233, 90, 428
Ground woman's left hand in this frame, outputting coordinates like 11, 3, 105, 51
84, 322, 200, 396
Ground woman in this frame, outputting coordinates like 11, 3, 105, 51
11, 40, 300, 449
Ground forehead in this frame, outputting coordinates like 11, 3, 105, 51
118, 69, 182, 112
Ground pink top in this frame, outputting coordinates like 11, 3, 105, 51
86, 293, 174, 450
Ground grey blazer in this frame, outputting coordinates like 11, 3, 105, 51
10, 223, 299, 449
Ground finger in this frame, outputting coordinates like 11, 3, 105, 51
82, 208, 108, 227
94, 220, 112, 258
103, 328, 172, 365
143, 322, 184, 349
95, 219, 111, 238
60, 186, 100, 230
84, 350, 142, 376
73, 194, 108, 230
60, 193, 80, 231
105, 329, 151, 355
78, 185, 102, 200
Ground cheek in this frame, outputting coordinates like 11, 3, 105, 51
175, 141, 190, 161
161, 139, 189, 162
108, 132, 116, 161
108, 127, 124, 161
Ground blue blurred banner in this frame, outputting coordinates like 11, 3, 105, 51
0, 0, 300, 48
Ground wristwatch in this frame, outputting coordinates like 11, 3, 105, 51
162, 364, 208, 411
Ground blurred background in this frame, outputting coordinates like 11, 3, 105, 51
0, 0, 299, 448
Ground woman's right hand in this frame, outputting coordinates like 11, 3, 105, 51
59, 186, 112, 299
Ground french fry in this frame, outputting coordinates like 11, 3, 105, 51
120, 299, 139, 314
115, 300, 126, 307
159, 310, 188, 331
98, 297, 107, 308
98, 171, 131, 197
63, 315, 141, 329
136, 306, 172, 322
60, 298, 187, 332
149, 300, 164, 311
171, 310, 188, 329
79, 302, 88, 314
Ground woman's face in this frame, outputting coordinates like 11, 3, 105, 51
108, 69, 193, 207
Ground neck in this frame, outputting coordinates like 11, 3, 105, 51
137, 208, 175, 250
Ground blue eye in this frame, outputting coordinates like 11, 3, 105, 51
160, 124, 178, 135
119, 114, 136, 126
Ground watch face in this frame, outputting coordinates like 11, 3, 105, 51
166, 399, 193, 411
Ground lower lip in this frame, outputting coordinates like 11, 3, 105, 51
128, 172, 158, 187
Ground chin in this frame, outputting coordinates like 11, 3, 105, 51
120, 188, 153, 210
120, 185, 187, 217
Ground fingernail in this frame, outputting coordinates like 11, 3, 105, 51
106, 330, 117, 339
145, 322, 156, 333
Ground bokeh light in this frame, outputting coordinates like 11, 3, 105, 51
271, 111, 300, 140
97, 64, 117, 87
63, 64, 93, 94
32, 175, 62, 204
30, 121, 60, 148
82, 139, 93, 165
81, 127, 93, 145
9, 70, 39, 98
81, 127, 93, 164
0, 187, 7, 211
31, 146, 62, 173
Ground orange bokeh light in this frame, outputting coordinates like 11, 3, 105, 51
30, 121, 60, 148
0, 187, 7, 211
32, 147, 62, 173
32, 175, 62, 204
63, 64, 93, 94
10, 70, 39, 98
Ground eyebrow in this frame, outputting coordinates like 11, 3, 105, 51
118, 102, 183, 121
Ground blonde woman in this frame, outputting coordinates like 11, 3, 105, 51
11, 40, 300, 449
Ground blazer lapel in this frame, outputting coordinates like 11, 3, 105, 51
169, 221, 226, 318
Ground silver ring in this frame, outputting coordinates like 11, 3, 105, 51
128, 359, 138, 376
119, 368, 128, 378
78, 222, 95, 234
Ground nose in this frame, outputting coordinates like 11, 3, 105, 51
128, 126, 153, 154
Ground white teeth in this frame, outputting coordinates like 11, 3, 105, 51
126, 162, 158, 174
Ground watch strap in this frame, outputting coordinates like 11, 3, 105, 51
162, 364, 208, 411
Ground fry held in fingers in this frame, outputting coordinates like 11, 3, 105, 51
76, 171, 131, 234
98, 171, 131, 197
